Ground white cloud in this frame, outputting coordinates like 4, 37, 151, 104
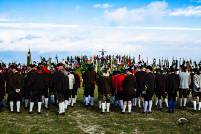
1, 2, 201, 62
104, 1, 201, 24
93, 3, 112, 9
170, 6, 201, 16
0, 18, 10, 22
104, 1, 168, 24
0, 22, 201, 60
107, 26, 201, 31
0, 22, 80, 29
147, 1, 168, 10
0, 13, 21, 24
0, 16, 17, 22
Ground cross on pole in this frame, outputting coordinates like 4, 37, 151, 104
99, 49, 107, 57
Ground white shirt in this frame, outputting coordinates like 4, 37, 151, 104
68, 73, 75, 90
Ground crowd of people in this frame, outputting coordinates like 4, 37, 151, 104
0, 55, 200, 115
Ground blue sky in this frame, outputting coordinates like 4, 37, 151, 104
0, 0, 201, 63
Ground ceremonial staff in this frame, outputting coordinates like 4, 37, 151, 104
55, 55, 58, 64
27, 49, 32, 65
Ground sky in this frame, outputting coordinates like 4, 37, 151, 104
0, 0, 201, 63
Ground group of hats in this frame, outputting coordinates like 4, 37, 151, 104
193, 68, 201, 73
9, 64, 21, 72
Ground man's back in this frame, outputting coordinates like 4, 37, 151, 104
179, 72, 190, 89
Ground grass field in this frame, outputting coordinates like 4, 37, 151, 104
0, 88, 201, 134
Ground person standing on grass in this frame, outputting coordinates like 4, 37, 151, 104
111, 70, 118, 106
72, 71, 81, 104
143, 66, 155, 113
49, 66, 56, 105
135, 66, 146, 109
192, 68, 201, 111
115, 71, 127, 110
62, 67, 69, 110
179, 65, 191, 109
23, 65, 32, 109
155, 69, 168, 110
28, 65, 45, 114
97, 68, 112, 113
68, 69, 76, 107
7, 64, 24, 113
40, 63, 51, 110
52, 63, 68, 115
82, 64, 97, 107
166, 66, 179, 113
122, 68, 137, 113
0, 66, 5, 112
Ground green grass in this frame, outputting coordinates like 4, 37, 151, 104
0, 88, 201, 134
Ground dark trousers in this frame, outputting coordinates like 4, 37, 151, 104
0, 100, 3, 110
8, 92, 22, 101
144, 91, 153, 101
64, 89, 69, 100
193, 92, 201, 101
30, 96, 42, 102
84, 87, 95, 97
156, 90, 167, 99
43, 88, 49, 98
69, 89, 76, 98
179, 89, 188, 98
168, 94, 176, 112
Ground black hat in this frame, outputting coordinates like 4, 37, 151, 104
193, 68, 199, 73
180, 65, 186, 71
169, 66, 175, 72
22, 65, 27, 70
146, 65, 153, 71
56, 63, 64, 67
10, 64, 18, 70
31, 64, 37, 68
112, 70, 120, 75
68, 68, 75, 72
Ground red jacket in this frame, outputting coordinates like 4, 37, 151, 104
112, 75, 118, 90
112, 74, 127, 92
132, 69, 137, 75
42, 67, 51, 74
